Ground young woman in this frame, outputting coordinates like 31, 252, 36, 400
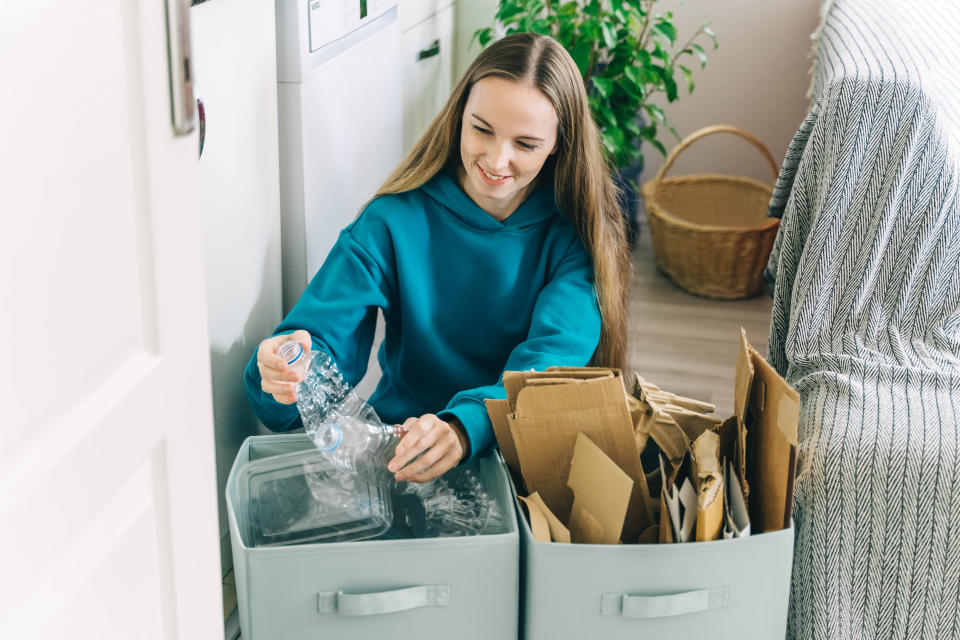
244, 32, 629, 483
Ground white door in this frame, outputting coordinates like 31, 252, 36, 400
0, 1, 222, 638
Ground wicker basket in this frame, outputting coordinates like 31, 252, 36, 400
641, 125, 780, 299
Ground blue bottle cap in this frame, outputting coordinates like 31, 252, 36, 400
316, 424, 343, 452
278, 341, 304, 365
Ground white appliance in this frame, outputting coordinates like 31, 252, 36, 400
275, 0, 403, 313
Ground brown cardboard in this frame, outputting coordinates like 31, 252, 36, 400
508, 374, 654, 540
503, 369, 615, 412
573, 509, 606, 544
496, 329, 798, 546
637, 525, 659, 544
485, 398, 519, 482
518, 495, 551, 542
567, 433, 633, 545
734, 329, 755, 495
646, 411, 690, 465
743, 335, 800, 533
691, 430, 724, 542
632, 375, 717, 414
526, 492, 570, 543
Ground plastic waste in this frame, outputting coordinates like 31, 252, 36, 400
278, 338, 505, 538
279, 340, 404, 477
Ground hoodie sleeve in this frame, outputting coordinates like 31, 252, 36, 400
439, 236, 601, 459
243, 217, 394, 432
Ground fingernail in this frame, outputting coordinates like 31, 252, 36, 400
388, 462, 397, 472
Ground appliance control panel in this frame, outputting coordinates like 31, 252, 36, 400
308, 0, 395, 52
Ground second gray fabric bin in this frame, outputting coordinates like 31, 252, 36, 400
517, 496, 794, 639
227, 434, 519, 640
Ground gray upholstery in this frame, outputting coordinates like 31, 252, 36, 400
766, 1, 960, 638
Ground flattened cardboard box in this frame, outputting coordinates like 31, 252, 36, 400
486, 369, 654, 542
488, 329, 799, 544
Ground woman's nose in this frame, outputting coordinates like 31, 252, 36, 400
487, 140, 512, 172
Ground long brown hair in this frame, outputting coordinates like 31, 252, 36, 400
376, 33, 629, 370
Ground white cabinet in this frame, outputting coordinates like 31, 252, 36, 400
401, 3, 455, 153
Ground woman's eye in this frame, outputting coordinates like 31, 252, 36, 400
472, 125, 491, 135
517, 141, 537, 151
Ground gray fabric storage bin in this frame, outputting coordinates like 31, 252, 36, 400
227, 434, 519, 640
518, 496, 794, 639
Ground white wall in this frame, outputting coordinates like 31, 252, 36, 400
191, 0, 283, 576
640, 0, 819, 185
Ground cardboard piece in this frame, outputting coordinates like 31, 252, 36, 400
567, 433, 633, 545
646, 410, 690, 465
485, 398, 519, 483
488, 329, 797, 548
741, 330, 799, 533
488, 368, 618, 485
691, 430, 724, 542
508, 374, 654, 540
526, 492, 570, 543
518, 495, 551, 542
573, 509, 606, 544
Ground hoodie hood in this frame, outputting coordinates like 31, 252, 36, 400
420, 168, 559, 232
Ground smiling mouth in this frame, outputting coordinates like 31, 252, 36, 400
477, 163, 510, 184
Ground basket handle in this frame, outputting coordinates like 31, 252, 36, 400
654, 125, 779, 185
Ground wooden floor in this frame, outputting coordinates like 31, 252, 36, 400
625, 221, 773, 419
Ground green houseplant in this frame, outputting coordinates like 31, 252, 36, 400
474, 0, 717, 237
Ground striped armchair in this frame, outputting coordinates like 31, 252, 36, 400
765, 1, 960, 638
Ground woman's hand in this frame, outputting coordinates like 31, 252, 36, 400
255, 330, 312, 404
388, 414, 468, 483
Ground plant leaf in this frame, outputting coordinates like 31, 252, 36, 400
652, 21, 677, 45
596, 103, 618, 128
663, 72, 678, 102
570, 38, 593, 76
643, 103, 666, 123
471, 27, 494, 48
592, 76, 614, 99
691, 43, 708, 69
601, 22, 618, 50
679, 64, 694, 93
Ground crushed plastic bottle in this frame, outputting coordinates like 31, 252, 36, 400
400, 468, 505, 537
278, 338, 504, 538
278, 340, 405, 477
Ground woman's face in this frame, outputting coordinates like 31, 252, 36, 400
458, 76, 560, 220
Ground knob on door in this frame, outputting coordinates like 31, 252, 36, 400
166, 0, 195, 135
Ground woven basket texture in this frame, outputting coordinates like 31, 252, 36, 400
641, 126, 781, 299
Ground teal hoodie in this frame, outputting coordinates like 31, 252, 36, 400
243, 169, 602, 459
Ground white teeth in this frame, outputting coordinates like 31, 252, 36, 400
480, 165, 506, 181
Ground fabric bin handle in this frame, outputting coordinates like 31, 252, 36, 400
601, 586, 732, 619
318, 585, 450, 616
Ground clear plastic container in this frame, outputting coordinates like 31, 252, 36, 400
236, 448, 392, 547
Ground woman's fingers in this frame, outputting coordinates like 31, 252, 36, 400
290, 329, 312, 351
389, 416, 440, 476
257, 359, 302, 383
390, 415, 466, 482
262, 382, 296, 404
405, 442, 460, 483
410, 451, 460, 482
256, 332, 312, 404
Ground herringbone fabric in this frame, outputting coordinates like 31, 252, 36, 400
765, 1, 960, 638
